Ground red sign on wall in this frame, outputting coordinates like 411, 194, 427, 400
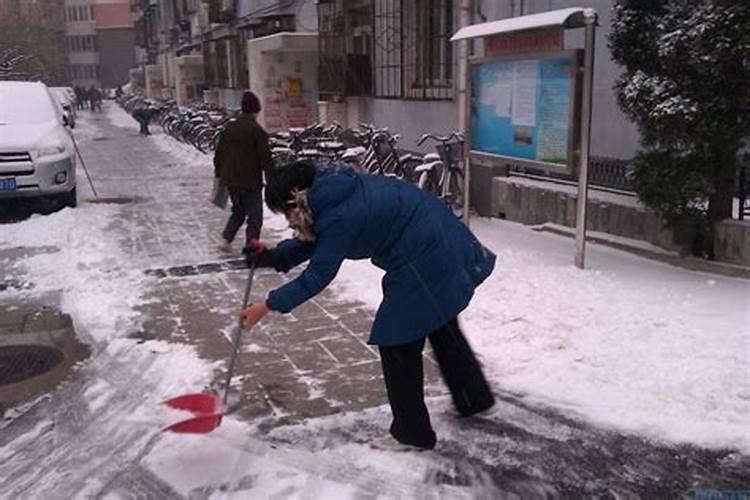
485, 29, 563, 57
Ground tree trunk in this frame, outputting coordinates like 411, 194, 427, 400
706, 146, 738, 259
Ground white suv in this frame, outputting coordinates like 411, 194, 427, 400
0, 81, 77, 208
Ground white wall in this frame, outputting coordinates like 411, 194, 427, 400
364, 99, 458, 154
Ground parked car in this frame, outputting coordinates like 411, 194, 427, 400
0, 81, 77, 208
51, 86, 77, 128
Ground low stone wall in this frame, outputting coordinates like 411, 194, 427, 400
469, 164, 750, 267
715, 219, 750, 266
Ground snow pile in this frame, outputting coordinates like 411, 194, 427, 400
150, 131, 209, 169
104, 103, 210, 169
329, 217, 750, 453
105, 102, 136, 130
0, 205, 145, 344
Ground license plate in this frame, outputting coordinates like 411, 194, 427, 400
0, 178, 16, 191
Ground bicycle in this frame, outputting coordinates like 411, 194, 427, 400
415, 132, 466, 217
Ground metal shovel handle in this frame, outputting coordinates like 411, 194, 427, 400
222, 262, 256, 404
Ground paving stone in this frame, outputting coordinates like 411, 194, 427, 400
22, 310, 72, 333
0, 310, 27, 327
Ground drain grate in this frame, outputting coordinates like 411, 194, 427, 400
144, 258, 247, 279
92, 136, 109, 141
0, 279, 34, 292
0, 345, 64, 385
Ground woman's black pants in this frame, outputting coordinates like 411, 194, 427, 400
378, 318, 494, 449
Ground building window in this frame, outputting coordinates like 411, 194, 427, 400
90, 5, 94, 21
371, 0, 453, 100
79, 6, 87, 21
372, 0, 402, 98
216, 39, 229, 88
403, 0, 453, 99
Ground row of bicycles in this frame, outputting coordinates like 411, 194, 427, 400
118, 95, 239, 153
267, 122, 466, 216
116, 95, 466, 216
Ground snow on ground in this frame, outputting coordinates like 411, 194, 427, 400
106, 103, 137, 130
104, 104, 211, 168
150, 128, 210, 168
0, 206, 215, 391
0, 205, 143, 343
3, 106, 748, 498
329, 217, 750, 454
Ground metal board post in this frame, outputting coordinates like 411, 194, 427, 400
459, 0, 472, 226
574, 10, 596, 269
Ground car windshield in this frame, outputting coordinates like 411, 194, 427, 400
0, 86, 59, 124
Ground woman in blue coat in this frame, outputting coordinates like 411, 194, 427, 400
241, 161, 496, 451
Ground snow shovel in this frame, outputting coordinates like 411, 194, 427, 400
161, 262, 256, 434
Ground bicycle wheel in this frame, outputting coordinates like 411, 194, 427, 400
442, 168, 465, 218
418, 164, 442, 197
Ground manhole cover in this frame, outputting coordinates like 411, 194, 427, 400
0, 345, 64, 385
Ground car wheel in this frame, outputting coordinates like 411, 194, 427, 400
63, 187, 77, 208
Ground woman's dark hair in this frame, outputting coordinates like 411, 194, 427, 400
265, 161, 316, 213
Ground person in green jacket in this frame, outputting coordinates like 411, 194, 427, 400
214, 91, 273, 252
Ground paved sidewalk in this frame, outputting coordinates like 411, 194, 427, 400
75, 108, 445, 425
1, 105, 748, 498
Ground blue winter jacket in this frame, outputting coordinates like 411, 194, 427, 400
266, 166, 496, 346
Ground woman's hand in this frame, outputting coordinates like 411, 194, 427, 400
240, 302, 270, 330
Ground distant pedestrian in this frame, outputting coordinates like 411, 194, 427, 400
213, 91, 273, 252
89, 85, 102, 112
132, 102, 157, 136
240, 161, 496, 452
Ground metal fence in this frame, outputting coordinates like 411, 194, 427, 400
589, 156, 632, 192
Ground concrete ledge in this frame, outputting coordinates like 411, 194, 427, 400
715, 219, 750, 266
534, 223, 750, 280
479, 174, 750, 267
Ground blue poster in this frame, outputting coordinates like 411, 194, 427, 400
471, 53, 575, 165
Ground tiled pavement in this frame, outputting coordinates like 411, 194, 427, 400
73, 110, 445, 425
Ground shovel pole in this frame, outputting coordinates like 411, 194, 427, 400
222, 262, 256, 404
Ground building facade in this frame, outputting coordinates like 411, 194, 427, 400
131, 0, 317, 109
65, 0, 135, 88
318, 0, 640, 161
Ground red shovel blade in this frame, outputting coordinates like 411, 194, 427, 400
162, 413, 224, 434
161, 392, 225, 434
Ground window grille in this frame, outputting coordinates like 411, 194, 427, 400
372, 0, 453, 100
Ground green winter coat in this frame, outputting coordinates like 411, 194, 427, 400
213, 114, 272, 190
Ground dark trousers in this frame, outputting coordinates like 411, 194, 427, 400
138, 120, 150, 135
222, 187, 263, 244
378, 318, 495, 449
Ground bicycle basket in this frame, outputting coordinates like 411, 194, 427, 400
436, 142, 465, 168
